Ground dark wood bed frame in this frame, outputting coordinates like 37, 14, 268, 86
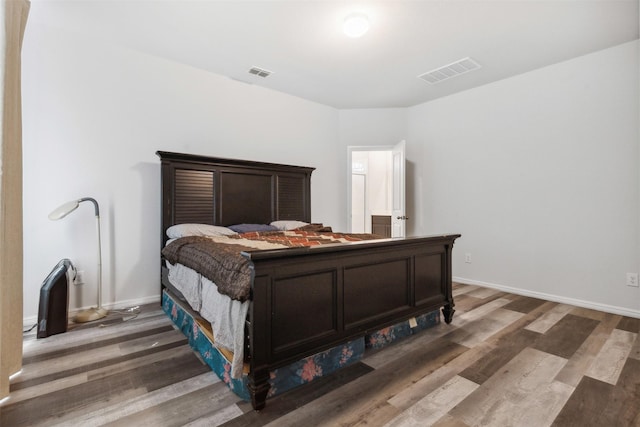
157, 151, 460, 410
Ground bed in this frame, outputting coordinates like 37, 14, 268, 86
157, 150, 460, 410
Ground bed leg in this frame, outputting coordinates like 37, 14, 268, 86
442, 304, 455, 324
248, 370, 270, 411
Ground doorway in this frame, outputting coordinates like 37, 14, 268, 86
348, 142, 405, 236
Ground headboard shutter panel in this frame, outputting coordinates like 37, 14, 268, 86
174, 168, 215, 225
277, 176, 307, 221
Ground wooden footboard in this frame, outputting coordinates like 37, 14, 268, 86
244, 233, 459, 409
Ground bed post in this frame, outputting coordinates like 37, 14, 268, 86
247, 262, 271, 410
442, 304, 455, 324
248, 370, 270, 410
441, 238, 457, 324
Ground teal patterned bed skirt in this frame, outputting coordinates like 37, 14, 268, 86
365, 310, 440, 350
162, 290, 439, 401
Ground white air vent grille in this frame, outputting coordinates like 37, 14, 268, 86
248, 66, 272, 78
418, 57, 481, 84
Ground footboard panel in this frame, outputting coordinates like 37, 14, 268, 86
271, 268, 338, 353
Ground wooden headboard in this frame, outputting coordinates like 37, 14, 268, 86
156, 151, 315, 245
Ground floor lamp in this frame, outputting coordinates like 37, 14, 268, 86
48, 197, 108, 322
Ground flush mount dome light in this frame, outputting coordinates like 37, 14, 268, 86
343, 13, 369, 38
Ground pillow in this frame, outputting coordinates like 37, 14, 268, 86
228, 223, 279, 233
270, 220, 310, 231
166, 223, 237, 238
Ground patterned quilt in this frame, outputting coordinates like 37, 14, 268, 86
162, 230, 381, 301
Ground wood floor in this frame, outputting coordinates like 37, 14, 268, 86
3, 283, 639, 426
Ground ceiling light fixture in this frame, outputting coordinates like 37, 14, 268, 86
343, 13, 369, 38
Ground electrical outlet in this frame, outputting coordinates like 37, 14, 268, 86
627, 273, 639, 287
74, 270, 85, 285
465, 253, 472, 264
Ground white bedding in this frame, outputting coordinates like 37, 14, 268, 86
167, 263, 249, 379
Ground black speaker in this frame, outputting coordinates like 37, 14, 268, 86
37, 259, 74, 339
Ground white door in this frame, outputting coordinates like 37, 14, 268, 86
391, 140, 406, 238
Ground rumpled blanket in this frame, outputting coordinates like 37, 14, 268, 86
163, 236, 258, 301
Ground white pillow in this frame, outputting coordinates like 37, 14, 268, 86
270, 220, 309, 231
166, 223, 237, 238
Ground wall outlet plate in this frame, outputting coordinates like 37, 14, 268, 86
74, 270, 85, 285
465, 253, 471, 263
626, 273, 639, 287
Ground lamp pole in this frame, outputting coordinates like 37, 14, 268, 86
78, 198, 103, 312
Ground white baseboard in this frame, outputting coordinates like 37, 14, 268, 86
23, 294, 161, 329
454, 276, 640, 319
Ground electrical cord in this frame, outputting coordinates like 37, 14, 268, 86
97, 305, 141, 328
25, 306, 142, 332
108, 305, 141, 315
23, 323, 37, 333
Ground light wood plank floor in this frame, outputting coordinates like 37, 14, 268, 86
3, 283, 639, 426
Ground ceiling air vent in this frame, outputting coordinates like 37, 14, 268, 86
248, 66, 272, 78
418, 57, 481, 84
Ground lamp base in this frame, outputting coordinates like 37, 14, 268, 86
73, 307, 108, 323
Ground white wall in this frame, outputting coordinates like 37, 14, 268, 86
338, 109, 407, 147
22, 22, 343, 319
408, 40, 640, 314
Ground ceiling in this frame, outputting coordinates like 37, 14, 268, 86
28, 1, 639, 109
